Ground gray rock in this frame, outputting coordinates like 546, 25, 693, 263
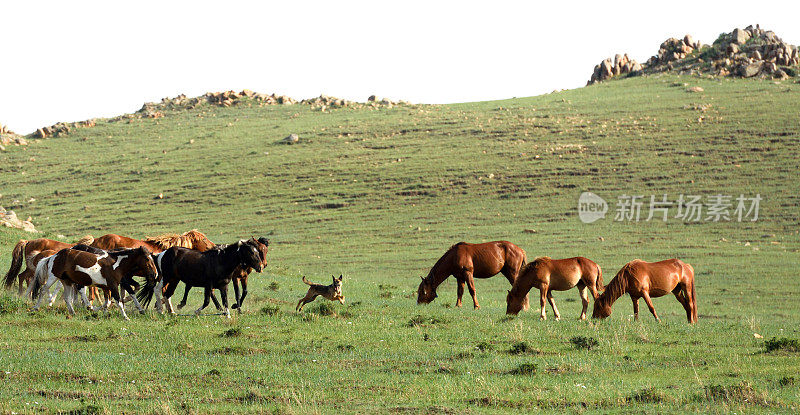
282, 133, 300, 144
738, 62, 762, 77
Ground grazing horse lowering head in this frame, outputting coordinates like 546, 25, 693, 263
416, 276, 437, 304
592, 300, 612, 319
237, 241, 263, 273
506, 290, 525, 315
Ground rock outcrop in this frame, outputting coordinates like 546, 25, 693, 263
588, 54, 643, 85
0, 206, 37, 233
0, 123, 27, 149
588, 25, 799, 84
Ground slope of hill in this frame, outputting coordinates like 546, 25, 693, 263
1, 74, 799, 413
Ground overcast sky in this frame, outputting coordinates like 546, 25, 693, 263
2, 1, 799, 133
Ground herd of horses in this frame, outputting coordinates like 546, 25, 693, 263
3, 233, 696, 323
3, 230, 269, 319
416, 241, 697, 323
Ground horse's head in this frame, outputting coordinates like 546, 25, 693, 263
506, 290, 525, 315
188, 230, 216, 252
134, 247, 159, 284
592, 297, 612, 319
237, 241, 263, 272
250, 237, 269, 269
416, 276, 437, 304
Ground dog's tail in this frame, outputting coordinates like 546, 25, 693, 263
4, 240, 28, 289
302, 276, 314, 286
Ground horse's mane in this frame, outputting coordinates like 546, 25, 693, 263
425, 242, 466, 281
518, 256, 551, 275
144, 229, 213, 249
75, 235, 94, 245
597, 261, 636, 307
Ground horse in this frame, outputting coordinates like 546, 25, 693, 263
138, 241, 262, 318
416, 241, 528, 309
31, 246, 158, 320
3, 235, 94, 296
91, 229, 216, 253
176, 237, 269, 313
592, 259, 697, 324
505, 257, 603, 319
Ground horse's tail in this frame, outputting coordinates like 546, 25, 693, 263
686, 263, 697, 323
137, 281, 156, 309
30, 260, 45, 300
4, 240, 28, 289
302, 276, 314, 286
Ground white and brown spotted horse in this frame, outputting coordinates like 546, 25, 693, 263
31, 246, 158, 320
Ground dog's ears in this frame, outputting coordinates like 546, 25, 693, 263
338, 274, 343, 281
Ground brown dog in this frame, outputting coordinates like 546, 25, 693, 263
296, 275, 344, 311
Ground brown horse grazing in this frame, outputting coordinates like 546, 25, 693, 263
506, 257, 603, 320
592, 259, 697, 324
4, 235, 94, 296
31, 246, 158, 320
91, 229, 216, 253
417, 241, 528, 309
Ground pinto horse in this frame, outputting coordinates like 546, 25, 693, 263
4, 236, 94, 296
31, 246, 158, 320
592, 259, 697, 324
416, 241, 528, 309
139, 241, 262, 318
177, 237, 269, 313
506, 257, 603, 319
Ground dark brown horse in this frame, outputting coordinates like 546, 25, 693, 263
177, 237, 270, 312
593, 259, 697, 324
506, 257, 603, 319
417, 241, 528, 309
4, 235, 94, 295
31, 246, 158, 320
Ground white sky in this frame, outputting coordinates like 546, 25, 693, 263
2, 1, 799, 134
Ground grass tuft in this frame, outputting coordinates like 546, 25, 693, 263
221, 327, 242, 337
764, 337, 800, 353
570, 336, 599, 350
508, 363, 537, 376
260, 305, 280, 316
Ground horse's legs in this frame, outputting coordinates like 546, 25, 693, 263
546, 290, 561, 320
195, 285, 212, 316
577, 282, 589, 320
177, 284, 192, 309
673, 285, 693, 324
236, 278, 248, 313
63, 284, 77, 318
18, 268, 33, 296
232, 279, 242, 309
78, 287, 95, 311
219, 284, 231, 319
109, 285, 129, 321
33, 275, 58, 311
209, 291, 222, 311
464, 271, 480, 309
455, 278, 465, 308
641, 292, 660, 322
538, 283, 548, 320
154, 280, 164, 314
123, 283, 145, 314
47, 281, 63, 307
631, 296, 640, 320
162, 281, 179, 315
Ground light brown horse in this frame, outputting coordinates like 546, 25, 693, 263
4, 235, 94, 296
592, 259, 697, 324
31, 246, 158, 320
417, 241, 528, 309
506, 257, 603, 320
91, 229, 215, 253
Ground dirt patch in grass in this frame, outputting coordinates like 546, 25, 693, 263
764, 337, 800, 353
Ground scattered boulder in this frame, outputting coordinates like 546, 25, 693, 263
0, 206, 37, 233
686, 86, 704, 93
281, 133, 300, 144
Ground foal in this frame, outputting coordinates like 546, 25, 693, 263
506, 257, 603, 319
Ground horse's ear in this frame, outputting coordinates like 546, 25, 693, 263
420, 276, 424, 281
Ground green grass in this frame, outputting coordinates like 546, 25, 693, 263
1, 73, 799, 413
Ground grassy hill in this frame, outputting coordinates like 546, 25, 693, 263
1, 74, 799, 413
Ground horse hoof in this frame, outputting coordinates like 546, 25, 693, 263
139, 310, 146, 315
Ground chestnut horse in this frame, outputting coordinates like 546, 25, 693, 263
4, 235, 94, 296
417, 241, 528, 309
506, 257, 603, 320
592, 259, 697, 324
31, 246, 158, 320
91, 229, 216, 253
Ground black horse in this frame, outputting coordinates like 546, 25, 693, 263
139, 241, 262, 318
176, 237, 269, 313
